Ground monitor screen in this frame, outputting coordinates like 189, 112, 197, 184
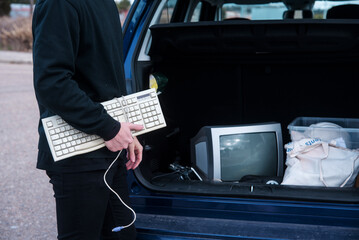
191, 123, 283, 182
220, 132, 278, 181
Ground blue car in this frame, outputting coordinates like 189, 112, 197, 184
122, 0, 359, 239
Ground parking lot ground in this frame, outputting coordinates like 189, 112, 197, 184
0, 62, 57, 239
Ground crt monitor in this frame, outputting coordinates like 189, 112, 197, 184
190, 122, 284, 182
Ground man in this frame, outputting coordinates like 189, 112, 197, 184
32, 0, 142, 239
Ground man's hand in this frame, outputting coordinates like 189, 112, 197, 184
105, 122, 143, 152
126, 136, 143, 170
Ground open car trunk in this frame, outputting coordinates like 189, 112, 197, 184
134, 20, 359, 203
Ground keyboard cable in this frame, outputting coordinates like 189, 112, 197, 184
103, 149, 137, 232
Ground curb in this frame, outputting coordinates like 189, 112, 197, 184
0, 50, 33, 64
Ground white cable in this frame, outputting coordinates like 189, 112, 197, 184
103, 150, 137, 232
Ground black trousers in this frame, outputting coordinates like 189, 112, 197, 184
46, 159, 137, 240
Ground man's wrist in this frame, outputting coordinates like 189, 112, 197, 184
101, 120, 121, 141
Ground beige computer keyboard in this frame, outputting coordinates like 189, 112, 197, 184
42, 88, 166, 161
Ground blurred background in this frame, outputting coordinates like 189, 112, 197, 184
0, 0, 132, 52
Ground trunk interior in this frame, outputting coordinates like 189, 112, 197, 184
134, 20, 359, 203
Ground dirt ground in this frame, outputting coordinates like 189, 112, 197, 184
0, 62, 57, 239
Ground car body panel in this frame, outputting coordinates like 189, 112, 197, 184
122, 0, 359, 238
127, 170, 359, 238
123, 0, 154, 94
135, 213, 359, 239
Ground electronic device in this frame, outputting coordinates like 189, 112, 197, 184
169, 163, 203, 181
42, 88, 166, 161
190, 122, 284, 182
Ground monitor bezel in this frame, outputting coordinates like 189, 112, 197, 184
210, 122, 284, 181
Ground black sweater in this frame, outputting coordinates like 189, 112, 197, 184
32, 0, 127, 171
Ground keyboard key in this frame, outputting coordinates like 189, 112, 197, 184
53, 139, 62, 146
146, 122, 155, 128
46, 121, 53, 128
51, 134, 59, 140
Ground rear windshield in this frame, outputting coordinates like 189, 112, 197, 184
219, 0, 359, 21
222, 2, 287, 20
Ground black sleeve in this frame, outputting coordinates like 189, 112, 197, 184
32, 0, 120, 141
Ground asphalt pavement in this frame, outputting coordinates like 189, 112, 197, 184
0, 50, 57, 239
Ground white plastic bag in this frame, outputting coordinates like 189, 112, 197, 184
281, 138, 359, 187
